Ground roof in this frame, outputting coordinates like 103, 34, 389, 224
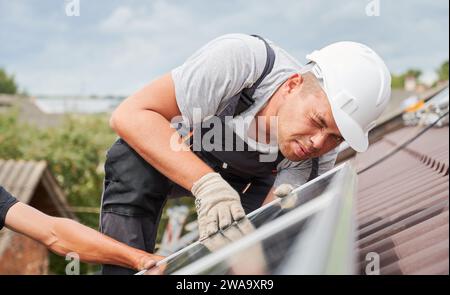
378, 89, 421, 122
0, 94, 62, 127
0, 159, 75, 217
380, 84, 449, 122
353, 126, 449, 274
337, 83, 449, 163
0, 159, 47, 204
0, 159, 76, 257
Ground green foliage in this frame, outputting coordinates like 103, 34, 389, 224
0, 110, 23, 158
0, 110, 197, 274
437, 60, 449, 82
404, 68, 422, 78
0, 110, 116, 274
391, 73, 405, 89
392, 61, 449, 90
391, 68, 422, 89
0, 68, 18, 94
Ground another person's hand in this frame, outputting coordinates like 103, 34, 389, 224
191, 173, 246, 239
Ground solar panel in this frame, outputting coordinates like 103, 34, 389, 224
138, 163, 356, 275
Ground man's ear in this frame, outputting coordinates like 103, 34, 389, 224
285, 73, 303, 93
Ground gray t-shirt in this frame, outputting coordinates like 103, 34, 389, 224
172, 34, 337, 189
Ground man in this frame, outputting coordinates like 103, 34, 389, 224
0, 186, 163, 272
100, 34, 391, 274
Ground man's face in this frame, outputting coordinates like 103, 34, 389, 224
277, 74, 344, 162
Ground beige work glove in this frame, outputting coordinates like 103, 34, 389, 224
273, 184, 294, 198
274, 183, 300, 210
191, 172, 246, 240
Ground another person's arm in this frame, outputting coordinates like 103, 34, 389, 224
1, 188, 162, 270
262, 187, 276, 206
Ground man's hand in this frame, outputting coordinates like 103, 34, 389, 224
273, 184, 294, 198
191, 173, 246, 239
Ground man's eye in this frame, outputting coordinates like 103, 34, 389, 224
312, 119, 323, 129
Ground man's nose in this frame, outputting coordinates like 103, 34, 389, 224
311, 132, 328, 150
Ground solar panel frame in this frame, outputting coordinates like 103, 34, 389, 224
136, 163, 354, 275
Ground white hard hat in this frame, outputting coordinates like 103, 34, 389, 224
306, 41, 392, 152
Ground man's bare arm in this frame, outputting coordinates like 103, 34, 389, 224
5, 203, 163, 270
110, 73, 213, 190
261, 187, 276, 206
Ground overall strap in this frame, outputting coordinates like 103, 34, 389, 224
217, 35, 276, 119
307, 157, 319, 181
202, 35, 320, 182
234, 35, 276, 116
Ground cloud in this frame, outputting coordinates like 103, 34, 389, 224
0, 0, 448, 95
99, 1, 195, 34
99, 6, 134, 32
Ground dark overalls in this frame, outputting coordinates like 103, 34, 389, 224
99, 35, 319, 274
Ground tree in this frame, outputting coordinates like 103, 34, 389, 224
437, 61, 449, 82
0, 68, 18, 94
391, 68, 423, 89
0, 111, 117, 274
391, 73, 405, 89
404, 69, 422, 78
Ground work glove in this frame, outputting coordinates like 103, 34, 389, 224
274, 183, 301, 210
191, 172, 246, 240
273, 184, 294, 198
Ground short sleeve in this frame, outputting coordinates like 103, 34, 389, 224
0, 186, 18, 230
274, 148, 339, 189
171, 35, 264, 125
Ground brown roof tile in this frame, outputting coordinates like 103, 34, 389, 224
354, 126, 449, 275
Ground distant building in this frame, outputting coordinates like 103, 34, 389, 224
0, 94, 63, 127
33, 95, 122, 114
0, 159, 75, 274
404, 75, 417, 92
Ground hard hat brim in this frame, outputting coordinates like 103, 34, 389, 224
330, 103, 369, 153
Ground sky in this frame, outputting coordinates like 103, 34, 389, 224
0, 0, 448, 96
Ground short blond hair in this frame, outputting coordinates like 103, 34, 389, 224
300, 72, 325, 98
